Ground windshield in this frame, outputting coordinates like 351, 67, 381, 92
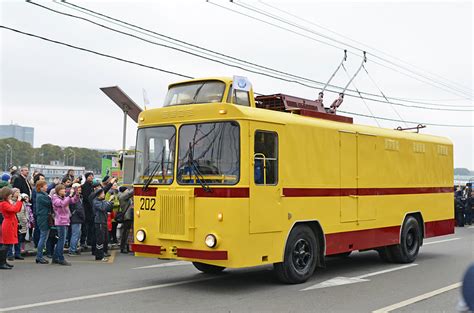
164, 81, 226, 106
177, 121, 240, 185
134, 126, 176, 185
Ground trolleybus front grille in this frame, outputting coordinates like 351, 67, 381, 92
159, 194, 186, 235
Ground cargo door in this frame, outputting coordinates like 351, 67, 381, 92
339, 131, 358, 223
357, 133, 377, 221
249, 125, 283, 233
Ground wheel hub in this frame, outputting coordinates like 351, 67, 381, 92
292, 238, 313, 273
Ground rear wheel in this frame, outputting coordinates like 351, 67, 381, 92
377, 247, 394, 262
385, 216, 422, 263
274, 225, 318, 284
192, 262, 225, 274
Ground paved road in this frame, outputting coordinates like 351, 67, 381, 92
1, 227, 473, 313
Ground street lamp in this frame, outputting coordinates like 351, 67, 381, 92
100, 86, 142, 151
5, 144, 12, 169
68, 149, 76, 166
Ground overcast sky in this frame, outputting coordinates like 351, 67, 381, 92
1, 0, 473, 168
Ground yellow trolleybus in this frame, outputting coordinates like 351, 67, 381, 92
131, 77, 454, 283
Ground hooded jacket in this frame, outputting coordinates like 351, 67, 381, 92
0, 200, 23, 244
70, 196, 85, 224
93, 198, 113, 224
52, 193, 78, 226
36, 191, 52, 232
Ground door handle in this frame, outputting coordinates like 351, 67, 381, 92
349, 195, 359, 198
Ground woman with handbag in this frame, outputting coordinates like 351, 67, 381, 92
35, 181, 52, 264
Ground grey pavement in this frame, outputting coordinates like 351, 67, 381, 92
1, 227, 473, 313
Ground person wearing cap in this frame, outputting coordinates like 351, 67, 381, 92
69, 183, 85, 256
81, 172, 95, 253
89, 176, 116, 257
0, 173, 11, 189
93, 188, 114, 262
9, 166, 18, 185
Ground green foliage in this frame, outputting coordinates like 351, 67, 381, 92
0, 138, 34, 170
0, 138, 109, 172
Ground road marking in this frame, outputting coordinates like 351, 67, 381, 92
423, 237, 460, 245
0, 276, 220, 312
372, 282, 462, 313
301, 264, 418, 291
133, 261, 191, 270
107, 250, 117, 264
355, 264, 418, 279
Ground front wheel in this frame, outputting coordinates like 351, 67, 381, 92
274, 225, 318, 284
192, 262, 225, 274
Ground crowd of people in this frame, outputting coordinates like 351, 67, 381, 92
454, 184, 473, 227
0, 166, 134, 269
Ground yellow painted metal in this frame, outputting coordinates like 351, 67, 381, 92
133, 77, 454, 269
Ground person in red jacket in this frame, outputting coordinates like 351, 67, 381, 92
0, 186, 24, 269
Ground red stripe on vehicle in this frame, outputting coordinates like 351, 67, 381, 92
283, 187, 453, 197
177, 248, 228, 260
325, 225, 401, 255
424, 219, 455, 238
130, 244, 162, 255
134, 187, 157, 197
194, 187, 250, 198
325, 218, 454, 255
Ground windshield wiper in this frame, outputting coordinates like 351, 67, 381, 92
142, 146, 165, 191
186, 142, 212, 193
191, 83, 205, 104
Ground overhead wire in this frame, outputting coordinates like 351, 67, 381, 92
64, 0, 472, 108
0, 25, 193, 79
226, 0, 473, 99
341, 64, 381, 127
0, 25, 472, 128
257, 0, 473, 94
233, 0, 473, 98
39, 1, 474, 112
362, 65, 408, 127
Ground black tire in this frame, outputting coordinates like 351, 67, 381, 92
192, 262, 225, 274
377, 247, 394, 262
274, 225, 318, 284
387, 216, 422, 263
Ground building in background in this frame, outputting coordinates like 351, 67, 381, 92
0, 124, 34, 146
30, 162, 85, 183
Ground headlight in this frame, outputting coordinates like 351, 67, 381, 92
136, 229, 146, 242
205, 234, 217, 248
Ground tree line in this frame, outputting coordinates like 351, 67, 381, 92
0, 138, 114, 173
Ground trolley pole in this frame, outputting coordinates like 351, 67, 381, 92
122, 105, 129, 152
